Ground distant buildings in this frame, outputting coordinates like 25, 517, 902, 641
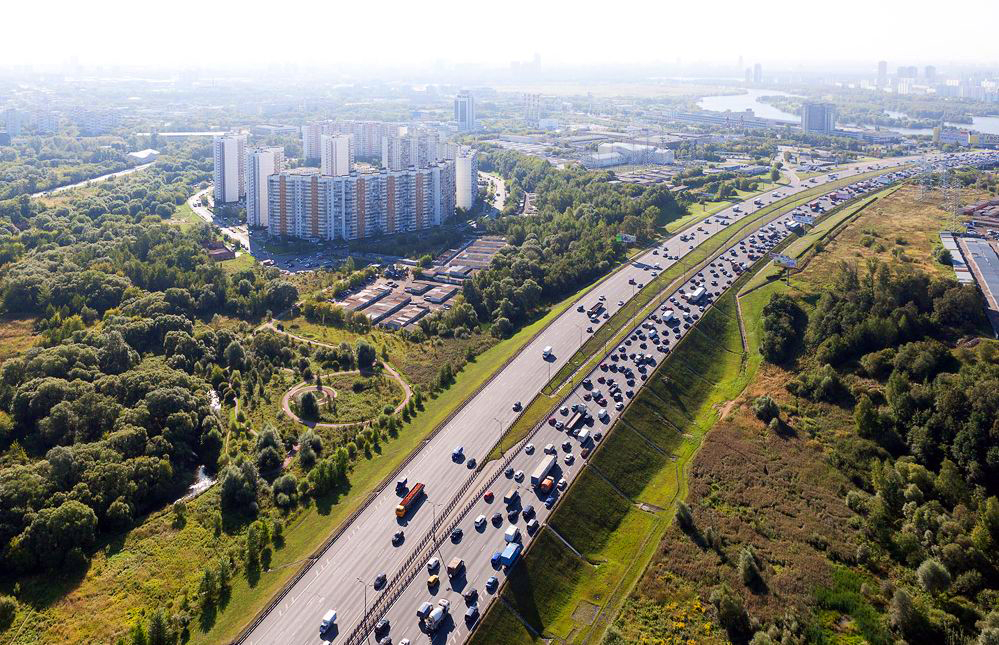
71, 108, 119, 136
267, 163, 456, 241
455, 148, 478, 211
301, 121, 336, 164
454, 91, 476, 132
128, 149, 160, 163
213, 133, 248, 204
752, 63, 762, 84
524, 93, 541, 125
302, 120, 398, 162
801, 102, 836, 134
897, 65, 918, 79
924, 65, 937, 83
584, 142, 675, 168
320, 134, 355, 176
246, 146, 285, 227
381, 131, 441, 171
877, 60, 888, 88
3, 108, 22, 137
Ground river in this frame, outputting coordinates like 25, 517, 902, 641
697, 89, 801, 122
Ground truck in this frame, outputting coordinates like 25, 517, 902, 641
423, 599, 449, 632
565, 410, 585, 433
539, 475, 555, 494
686, 286, 706, 303
320, 609, 337, 633
500, 543, 523, 567
446, 557, 465, 577
542, 345, 552, 358
530, 455, 557, 488
504, 525, 521, 543
577, 429, 592, 445
587, 301, 605, 317
395, 482, 425, 517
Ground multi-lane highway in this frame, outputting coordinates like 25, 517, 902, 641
242, 153, 983, 645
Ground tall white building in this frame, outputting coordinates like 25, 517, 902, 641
245, 146, 285, 228
454, 91, 476, 132
455, 148, 478, 211
321, 134, 355, 176
302, 121, 337, 163
3, 108, 22, 137
213, 133, 248, 203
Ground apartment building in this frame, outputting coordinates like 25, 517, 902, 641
267, 162, 456, 241
321, 134, 355, 176
455, 148, 478, 211
246, 146, 285, 227
301, 121, 337, 163
454, 91, 476, 132
381, 130, 441, 170
213, 133, 248, 203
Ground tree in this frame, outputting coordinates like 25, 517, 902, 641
917, 558, 951, 595
752, 396, 779, 423
854, 394, 879, 439
710, 584, 751, 642
356, 341, 376, 370
0, 595, 16, 631
147, 609, 170, 645
300, 391, 320, 421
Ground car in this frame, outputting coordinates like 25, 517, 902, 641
484, 490, 494, 502
615, 401, 624, 410
576, 304, 585, 312
545, 443, 555, 454
492, 512, 503, 525
564, 454, 575, 465
452, 445, 464, 460
505, 466, 514, 477
374, 573, 387, 589
618, 300, 625, 306
548, 416, 556, 426
451, 527, 463, 541
508, 508, 519, 522
555, 421, 564, 430
545, 493, 558, 509
374, 618, 390, 636
467, 458, 477, 469
427, 574, 439, 588
392, 530, 404, 546
475, 514, 487, 528
486, 576, 499, 592
465, 605, 480, 624
428, 557, 440, 572
524, 443, 535, 455
512, 401, 522, 411
581, 447, 592, 459
562, 440, 572, 451
514, 470, 525, 482
463, 587, 479, 603
560, 406, 569, 415
587, 326, 593, 333
522, 504, 536, 519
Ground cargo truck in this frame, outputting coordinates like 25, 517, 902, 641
500, 543, 522, 567
530, 455, 557, 488
395, 482, 425, 517
446, 557, 465, 577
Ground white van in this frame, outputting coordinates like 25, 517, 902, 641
542, 345, 552, 358
320, 609, 337, 633
504, 526, 521, 543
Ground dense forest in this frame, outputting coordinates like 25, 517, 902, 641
748, 260, 999, 644
0, 135, 140, 201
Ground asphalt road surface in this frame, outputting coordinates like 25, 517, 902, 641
243, 152, 988, 645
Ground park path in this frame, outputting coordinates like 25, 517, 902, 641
261, 322, 413, 428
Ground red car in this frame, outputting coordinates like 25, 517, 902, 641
548, 417, 556, 426
484, 491, 494, 502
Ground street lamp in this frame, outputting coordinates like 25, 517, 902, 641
431, 502, 446, 565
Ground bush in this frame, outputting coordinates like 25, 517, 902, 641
0, 595, 17, 631
752, 396, 780, 423
917, 558, 951, 595
710, 584, 752, 642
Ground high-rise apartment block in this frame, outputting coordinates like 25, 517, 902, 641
321, 134, 355, 176
524, 93, 541, 125
337, 121, 400, 158
454, 91, 476, 132
877, 60, 888, 88
455, 148, 478, 211
924, 65, 937, 83
267, 162, 456, 241
213, 133, 248, 203
381, 131, 441, 171
301, 121, 336, 163
3, 108, 22, 137
752, 63, 762, 84
245, 146, 285, 227
801, 102, 836, 134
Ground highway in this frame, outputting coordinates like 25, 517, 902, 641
242, 153, 966, 645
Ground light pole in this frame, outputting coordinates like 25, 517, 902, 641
356, 577, 370, 643
431, 502, 446, 566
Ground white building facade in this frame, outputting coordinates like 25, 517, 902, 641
213, 133, 248, 203
245, 146, 285, 227
455, 148, 478, 211
321, 134, 355, 176
454, 91, 476, 132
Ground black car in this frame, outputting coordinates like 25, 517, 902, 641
463, 588, 479, 604
374, 618, 390, 636
392, 530, 404, 546
492, 512, 503, 525
522, 505, 536, 519
451, 527, 463, 542
374, 573, 387, 589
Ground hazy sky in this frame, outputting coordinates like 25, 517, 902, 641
5, 0, 998, 69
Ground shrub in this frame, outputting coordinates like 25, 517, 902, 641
752, 396, 780, 423
917, 558, 951, 595
0, 595, 17, 631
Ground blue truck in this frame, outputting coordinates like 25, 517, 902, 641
500, 542, 523, 567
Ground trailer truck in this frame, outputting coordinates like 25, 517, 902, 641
395, 482, 425, 517
530, 455, 557, 488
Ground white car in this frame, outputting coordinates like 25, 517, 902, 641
524, 443, 535, 455
514, 470, 525, 482
427, 557, 440, 573
475, 514, 487, 529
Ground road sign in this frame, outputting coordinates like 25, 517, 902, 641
770, 253, 797, 268
792, 214, 815, 225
